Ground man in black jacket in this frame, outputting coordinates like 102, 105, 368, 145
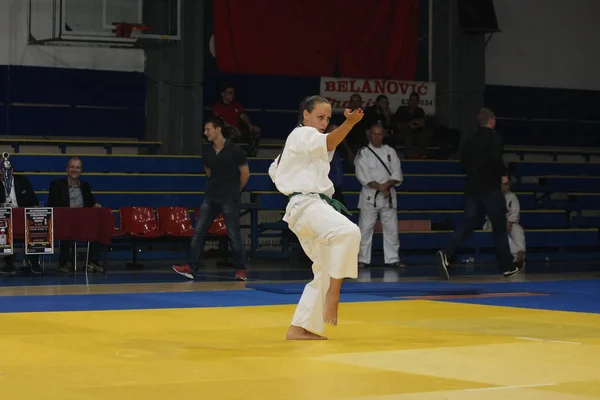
436, 108, 522, 279
47, 157, 103, 274
0, 168, 43, 275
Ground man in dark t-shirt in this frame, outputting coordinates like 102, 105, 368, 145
203, 137, 247, 202
173, 117, 250, 281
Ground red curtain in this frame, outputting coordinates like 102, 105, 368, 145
213, 0, 420, 80
336, 0, 420, 80
213, 0, 337, 77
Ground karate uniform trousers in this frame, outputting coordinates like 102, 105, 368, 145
286, 194, 360, 335
358, 193, 400, 264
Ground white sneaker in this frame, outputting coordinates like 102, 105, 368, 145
436, 250, 450, 280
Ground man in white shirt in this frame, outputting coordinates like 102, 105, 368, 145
354, 124, 404, 267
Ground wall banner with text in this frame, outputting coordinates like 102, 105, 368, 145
320, 77, 436, 116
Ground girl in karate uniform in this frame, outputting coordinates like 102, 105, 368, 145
269, 96, 364, 340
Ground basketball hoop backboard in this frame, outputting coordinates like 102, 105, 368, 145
28, 0, 181, 48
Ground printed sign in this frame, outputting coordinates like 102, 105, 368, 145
320, 77, 436, 116
25, 208, 54, 255
0, 208, 13, 255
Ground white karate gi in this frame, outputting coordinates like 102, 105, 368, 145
268, 126, 360, 335
354, 144, 403, 264
483, 191, 526, 261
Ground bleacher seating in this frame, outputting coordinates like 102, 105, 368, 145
10, 150, 599, 264
485, 85, 600, 148
0, 66, 146, 139
11, 154, 199, 173
1, 139, 161, 155
514, 161, 600, 176
21, 170, 600, 211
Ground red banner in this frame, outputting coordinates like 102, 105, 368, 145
213, 0, 419, 80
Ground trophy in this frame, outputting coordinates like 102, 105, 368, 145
1, 152, 14, 208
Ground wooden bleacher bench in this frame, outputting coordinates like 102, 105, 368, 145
0, 138, 162, 154
512, 161, 600, 176
505, 146, 600, 162
12, 154, 200, 173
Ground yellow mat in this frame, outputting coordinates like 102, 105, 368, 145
1, 300, 599, 400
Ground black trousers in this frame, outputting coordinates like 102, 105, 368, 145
443, 189, 513, 272
3, 254, 39, 266
59, 240, 102, 264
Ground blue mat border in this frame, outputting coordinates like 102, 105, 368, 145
246, 280, 600, 297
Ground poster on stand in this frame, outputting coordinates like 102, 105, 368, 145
25, 208, 54, 255
0, 208, 13, 255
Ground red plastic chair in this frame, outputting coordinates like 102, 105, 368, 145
111, 211, 126, 237
119, 207, 163, 238
194, 208, 228, 236
157, 207, 194, 237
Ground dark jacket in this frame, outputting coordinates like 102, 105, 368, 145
0, 175, 39, 207
47, 178, 96, 207
461, 127, 507, 195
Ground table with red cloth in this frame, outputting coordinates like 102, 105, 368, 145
10, 207, 114, 245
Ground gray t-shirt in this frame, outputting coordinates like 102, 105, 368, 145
69, 183, 84, 208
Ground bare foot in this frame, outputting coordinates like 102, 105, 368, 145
323, 290, 339, 326
286, 325, 327, 340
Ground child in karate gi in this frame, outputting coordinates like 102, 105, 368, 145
483, 179, 526, 268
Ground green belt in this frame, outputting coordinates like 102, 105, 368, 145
289, 192, 352, 217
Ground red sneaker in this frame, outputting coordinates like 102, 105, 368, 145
235, 269, 247, 281
172, 264, 194, 280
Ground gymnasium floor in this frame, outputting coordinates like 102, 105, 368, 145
1, 261, 599, 400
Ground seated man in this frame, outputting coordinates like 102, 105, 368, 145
0, 158, 42, 275
483, 179, 526, 269
213, 83, 261, 157
47, 157, 104, 274
394, 91, 433, 159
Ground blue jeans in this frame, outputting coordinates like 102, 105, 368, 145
443, 189, 513, 272
186, 197, 246, 271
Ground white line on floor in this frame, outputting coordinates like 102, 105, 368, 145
517, 336, 582, 345
465, 383, 557, 392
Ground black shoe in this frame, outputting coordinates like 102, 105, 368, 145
86, 261, 104, 273
503, 260, 525, 277
57, 263, 70, 274
0, 263, 16, 276
390, 261, 407, 268
436, 250, 450, 280
29, 261, 43, 274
